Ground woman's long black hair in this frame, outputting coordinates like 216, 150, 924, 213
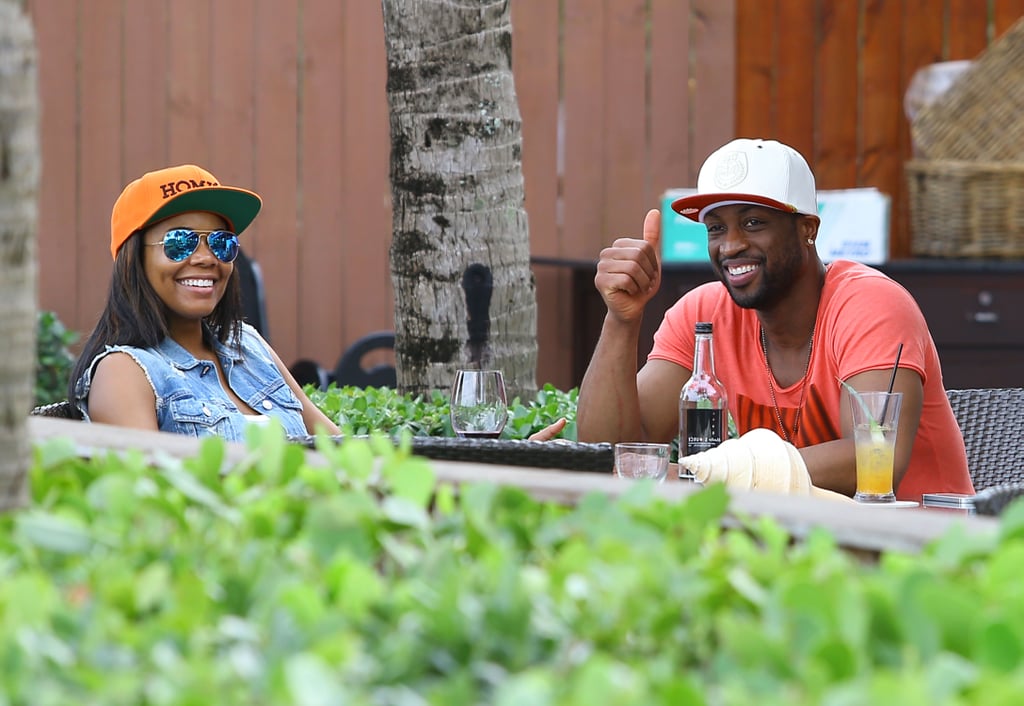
68, 230, 245, 402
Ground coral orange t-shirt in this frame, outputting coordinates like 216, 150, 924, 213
649, 260, 973, 501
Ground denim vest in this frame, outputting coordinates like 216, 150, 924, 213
73, 323, 308, 441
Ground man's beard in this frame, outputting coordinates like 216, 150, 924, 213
713, 242, 804, 311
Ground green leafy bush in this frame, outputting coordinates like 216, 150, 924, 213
4, 428, 1024, 704
35, 310, 78, 406
307, 382, 580, 440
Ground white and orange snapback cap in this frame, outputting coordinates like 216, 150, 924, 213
671, 139, 818, 223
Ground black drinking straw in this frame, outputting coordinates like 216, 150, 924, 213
886, 343, 904, 394
881, 343, 904, 420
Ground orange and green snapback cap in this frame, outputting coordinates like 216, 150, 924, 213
109, 164, 262, 259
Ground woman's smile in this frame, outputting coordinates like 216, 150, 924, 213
177, 277, 216, 290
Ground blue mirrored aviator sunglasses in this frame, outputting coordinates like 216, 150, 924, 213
147, 229, 240, 263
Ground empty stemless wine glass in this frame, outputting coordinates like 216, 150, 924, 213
450, 369, 508, 439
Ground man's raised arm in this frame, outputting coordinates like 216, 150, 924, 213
577, 209, 663, 443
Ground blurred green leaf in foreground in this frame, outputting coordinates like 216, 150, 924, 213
1, 425, 1021, 704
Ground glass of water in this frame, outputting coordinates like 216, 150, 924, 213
450, 369, 508, 439
614, 442, 671, 481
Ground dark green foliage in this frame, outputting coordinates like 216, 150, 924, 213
35, 310, 78, 406
307, 382, 579, 440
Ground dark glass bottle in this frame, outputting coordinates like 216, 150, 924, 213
679, 322, 728, 462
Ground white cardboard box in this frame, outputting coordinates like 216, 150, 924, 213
814, 188, 890, 264
661, 187, 890, 264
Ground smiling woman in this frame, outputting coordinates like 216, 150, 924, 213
67, 165, 339, 441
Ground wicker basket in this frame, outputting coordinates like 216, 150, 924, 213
906, 159, 1024, 258
911, 16, 1024, 161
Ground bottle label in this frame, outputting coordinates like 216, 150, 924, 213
683, 408, 724, 455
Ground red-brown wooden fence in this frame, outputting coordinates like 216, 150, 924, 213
24, 0, 1024, 392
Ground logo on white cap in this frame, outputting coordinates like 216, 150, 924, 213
713, 152, 749, 190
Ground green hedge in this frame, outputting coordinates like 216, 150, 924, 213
307, 383, 580, 441
3, 427, 1024, 704
35, 311, 78, 407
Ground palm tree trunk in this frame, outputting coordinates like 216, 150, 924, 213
382, 0, 538, 399
0, 0, 39, 511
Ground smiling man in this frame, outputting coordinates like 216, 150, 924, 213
575, 138, 972, 501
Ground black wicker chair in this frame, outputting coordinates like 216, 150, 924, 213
290, 358, 332, 391
946, 388, 1024, 491
236, 250, 270, 341
30, 399, 80, 419
973, 482, 1024, 516
332, 331, 396, 389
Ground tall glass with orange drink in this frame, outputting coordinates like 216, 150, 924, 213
849, 391, 902, 503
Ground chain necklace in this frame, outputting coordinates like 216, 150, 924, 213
760, 325, 815, 444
